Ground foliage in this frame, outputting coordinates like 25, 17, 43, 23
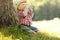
0, 26, 60, 40
28, 0, 60, 21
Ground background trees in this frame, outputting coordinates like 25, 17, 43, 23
31, 0, 60, 20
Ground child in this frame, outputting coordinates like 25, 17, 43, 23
17, 0, 38, 33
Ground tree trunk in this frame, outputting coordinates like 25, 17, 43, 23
0, 0, 18, 26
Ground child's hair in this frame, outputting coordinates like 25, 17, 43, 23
17, 1, 26, 11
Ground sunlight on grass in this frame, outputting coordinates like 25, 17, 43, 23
0, 32, 20, 40
0, 32, 13, 40
32, 18, 60, 38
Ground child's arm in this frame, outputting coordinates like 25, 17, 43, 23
18, 10, 25, 17
29, 8, 34, 18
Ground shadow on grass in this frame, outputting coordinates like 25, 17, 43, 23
0, 25, 60, 40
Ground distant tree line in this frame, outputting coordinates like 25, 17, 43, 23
32, 0, 60, 21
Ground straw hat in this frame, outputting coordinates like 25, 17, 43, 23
17, 0, 27, 10
21, 0, 27, 3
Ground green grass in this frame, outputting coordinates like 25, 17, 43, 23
0, 25, 60, 40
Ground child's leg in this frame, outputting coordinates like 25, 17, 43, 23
20, 24, 35, 33
29, 25, 38, 32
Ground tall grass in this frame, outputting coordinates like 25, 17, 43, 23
0, 25, 60, 40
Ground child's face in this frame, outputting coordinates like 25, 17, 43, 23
21, 3, 26, 8
19, 3, 26, 9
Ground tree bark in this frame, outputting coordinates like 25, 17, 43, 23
0, 0, 18, 26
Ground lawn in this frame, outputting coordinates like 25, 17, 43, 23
0, 25, 60, 40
